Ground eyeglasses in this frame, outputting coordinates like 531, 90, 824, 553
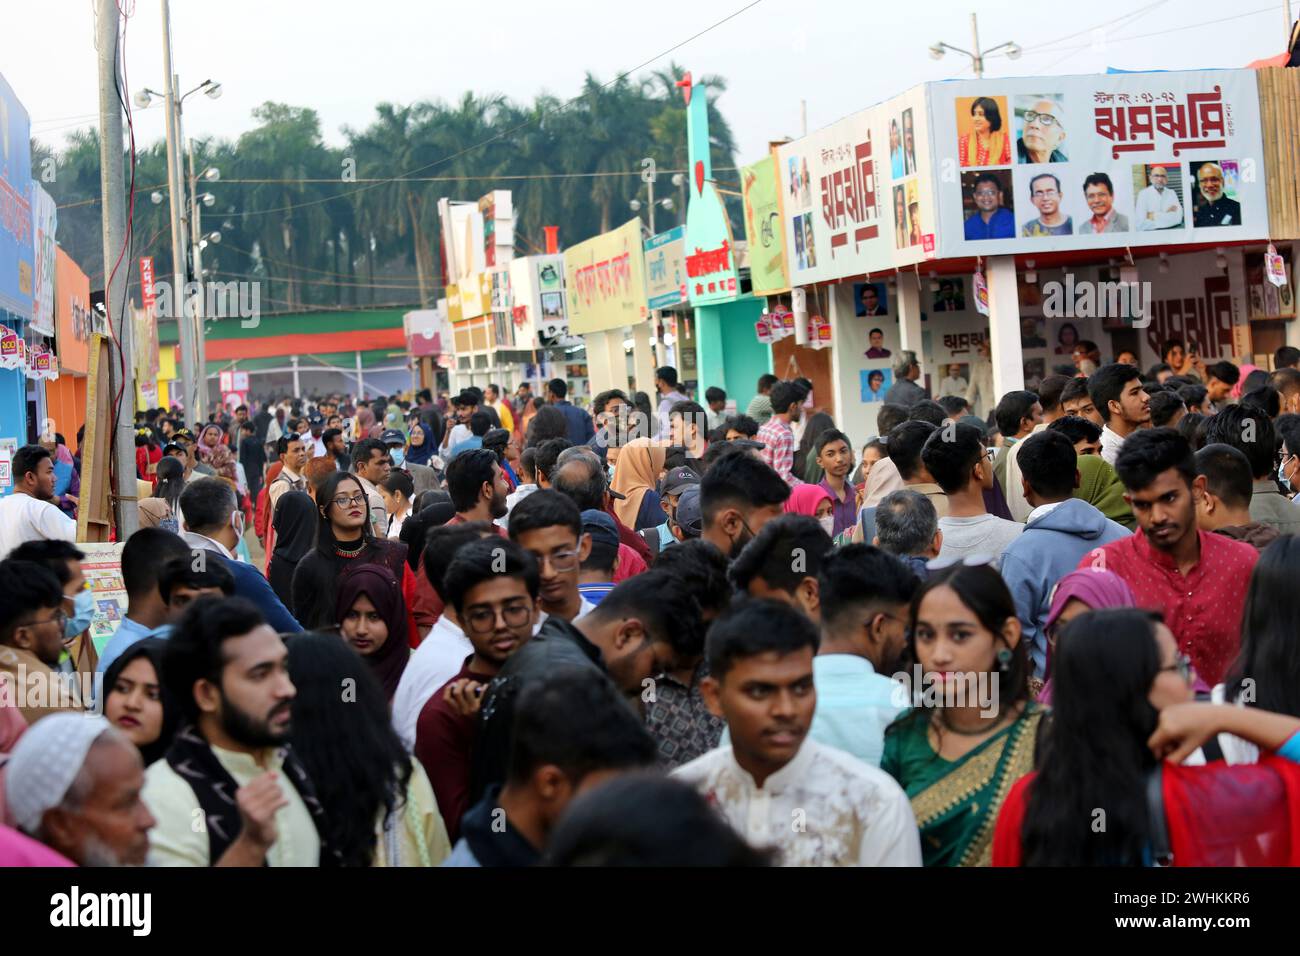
1022, 110, 1059, 127
973, 189, 999, 198
28, 609, 68, 630
463, 603, 533, 635
1159, 653, 1194, 683
535, 549, 581, 573
331, 493, 367, 508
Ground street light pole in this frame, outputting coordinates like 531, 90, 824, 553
186, 138, 210, 415
95, 0, 139, 536
929, 13, 1020, 78
971, 12, 983, 79
159, 0, 196, 423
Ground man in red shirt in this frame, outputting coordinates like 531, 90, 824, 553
413, 538, 539, 842
1076, 428, 1257, 687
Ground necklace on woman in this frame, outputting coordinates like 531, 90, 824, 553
935, 709, 1002, 737
334, 538, 366, 558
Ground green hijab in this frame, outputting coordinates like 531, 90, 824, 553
1074, 454, 1135, 530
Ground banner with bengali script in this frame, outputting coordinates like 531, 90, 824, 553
0, 72, 34, 320
644, 226, 687, 310
563, 217, 647, 335
930, 69, 1267, 257
30, 183, 56, 336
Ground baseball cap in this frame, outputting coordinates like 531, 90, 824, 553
661, 466, 700, 496
672, 486, 703, 538
380, 428, 406, 445
580, 509, 621, 551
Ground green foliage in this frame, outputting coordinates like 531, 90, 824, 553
36, 64, 737, 314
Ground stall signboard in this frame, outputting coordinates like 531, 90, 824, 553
776, 84, 936, 287
563, 217, 647, 335
741, 155, 789, 294
930, 70, 1267, 258
645, 226, 688, 309
681, 75, 740, 306
55, 248, 91, 374
31, 183, 56, 336
0, 72, 33, 321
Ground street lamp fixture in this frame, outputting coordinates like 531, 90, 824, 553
929, 13, 1017, 79
151, 190, 165, 205
202, 167, 220, 182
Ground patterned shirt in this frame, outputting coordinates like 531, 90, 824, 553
1076, 529, 1257, 687
673, 738, 922, 866
645, 660, 725, 768
758, 416, 802, 486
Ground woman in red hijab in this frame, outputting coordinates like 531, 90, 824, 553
334, 563, 411, 702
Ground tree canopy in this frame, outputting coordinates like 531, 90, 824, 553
35, 64, 738, 314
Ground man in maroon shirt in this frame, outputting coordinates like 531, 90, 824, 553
413, 538, 539, 842
1077, 428, 1257, 687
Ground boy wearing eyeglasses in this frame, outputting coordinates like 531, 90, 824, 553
413, 538, 539, 843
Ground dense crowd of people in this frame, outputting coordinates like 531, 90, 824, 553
4, 346, 1300, 867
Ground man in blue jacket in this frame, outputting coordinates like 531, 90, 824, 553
178, 478, 303, 635
547, 378, 595, 446
999, 431, 1129, 679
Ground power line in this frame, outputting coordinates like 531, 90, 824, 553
1021, 4, 1279, 55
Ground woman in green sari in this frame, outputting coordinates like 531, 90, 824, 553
882, 561, 1042, 866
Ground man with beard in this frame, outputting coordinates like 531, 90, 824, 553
1192, 161, 1241, 227
414, 539, 539, 842
1079, 429, 1258, 687
700, 450, 791, 560
143, 597, 329, 866
506, 491, 595, 623
446, 449, 510, 527
467, 571, 693, 803
1016, 97, 1067, 164
673, 599, 921, 866
5, 714, 155, 866
811, 546, 918, 767
0, 445, 76, 556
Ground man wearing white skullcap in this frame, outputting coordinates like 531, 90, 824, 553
5, 713, 155, 866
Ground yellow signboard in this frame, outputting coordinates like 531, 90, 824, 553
563, 218, 647, 335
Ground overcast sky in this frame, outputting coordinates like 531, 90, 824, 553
6, 0, 1293, 171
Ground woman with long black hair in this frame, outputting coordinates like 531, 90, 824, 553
881, 562, 1040, 866
287, 633, 450, 867
139, 455, 186, 532
994, 608, 1300, 866
290, 470, 411, 631
101, 638, 181, 765
1213, 535, 1300, 763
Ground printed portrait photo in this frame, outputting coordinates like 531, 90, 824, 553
1020, 170, 1073, 237
961, 169, 1015, 241
1131, 163, 1185, 231
855, 282, 890, 319
932, 277, 966, 312
1190, 160, 1242, 228
955, 95, 1011, 168
1015, 94, 1068, 164
902, 108, 917, 175
893, 184, 909, 249
861, 367, 894, 403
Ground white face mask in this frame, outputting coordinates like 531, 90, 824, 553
818, 515, 835, 537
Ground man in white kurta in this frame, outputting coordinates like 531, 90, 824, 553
674, 737, 921, 866
671, 598, 920, 867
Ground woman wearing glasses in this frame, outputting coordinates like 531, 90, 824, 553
291, 471, 414, 632
994, 608, 1300, 866
881, 562, 1040, 866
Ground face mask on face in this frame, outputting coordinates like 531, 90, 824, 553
390, 448, 405, 468
818, 515, 835, 537
65, 588, 95, 637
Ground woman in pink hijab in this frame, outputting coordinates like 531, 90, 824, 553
784, 484, 835, 538
1037, 568, 1136, 703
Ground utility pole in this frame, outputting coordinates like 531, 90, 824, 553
96, 0, 139, 536
187, 139, 210, 415
160, 0, 196, 423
